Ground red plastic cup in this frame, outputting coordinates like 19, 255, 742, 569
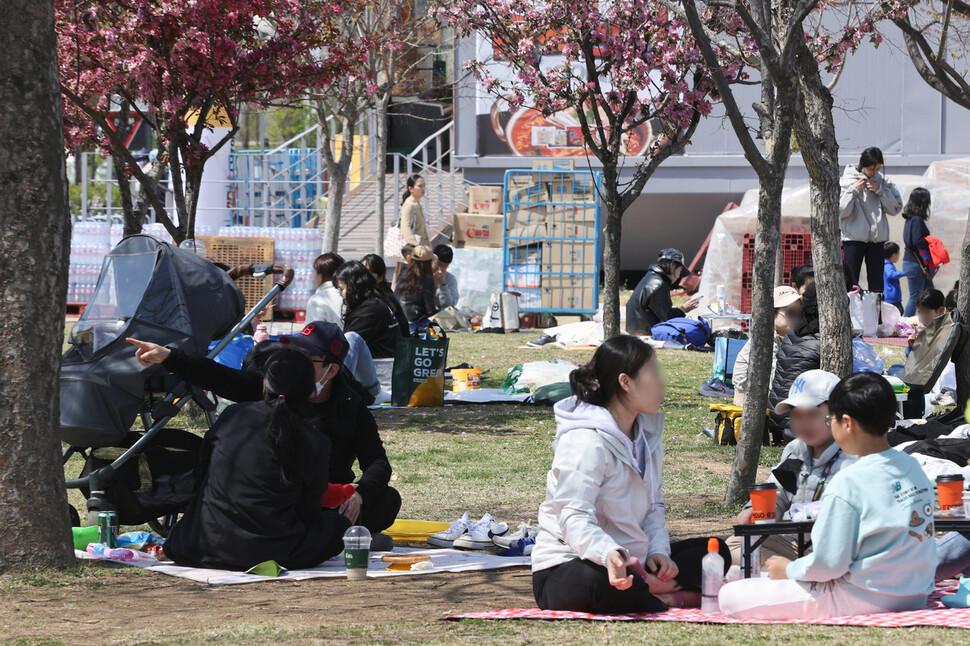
938, 475, 965, 517
749, 483, 777, 524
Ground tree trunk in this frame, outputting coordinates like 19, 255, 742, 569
320, 114, 355, 254
0, 0, 75, 570
375, 92, 390, 254
725, 175, 784, 505
601, 200, 622, 340
600, 161, 622, 339
112, 153, 138, 235
322, 163, 349, 253
793, 41, 852, 377
954, 204, 970, 408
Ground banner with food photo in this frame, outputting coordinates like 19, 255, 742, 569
472, 31, 661, 158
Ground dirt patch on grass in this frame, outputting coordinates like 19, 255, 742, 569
0, 565, 536, 644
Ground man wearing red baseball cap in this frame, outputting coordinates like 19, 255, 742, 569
128, 321, 400, 549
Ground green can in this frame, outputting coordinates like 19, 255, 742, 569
98, 511, 118, 548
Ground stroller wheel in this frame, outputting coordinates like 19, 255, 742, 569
148, 514, 179, 537
68, 504, 81, 527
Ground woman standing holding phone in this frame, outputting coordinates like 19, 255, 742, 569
838, 147, 903, 292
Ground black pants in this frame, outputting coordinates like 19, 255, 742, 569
359, 486, 401, 534
843, 241, 884, 292
532, 537, 732, 614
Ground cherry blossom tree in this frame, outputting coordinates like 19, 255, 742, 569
57, 0, 356, 243
435, 0, 737, 338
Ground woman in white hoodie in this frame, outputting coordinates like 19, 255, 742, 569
838, 147, 903, 292
531, 336, 731, 613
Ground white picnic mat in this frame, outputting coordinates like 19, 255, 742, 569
77, 547, 530, 585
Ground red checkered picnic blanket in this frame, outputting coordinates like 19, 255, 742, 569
445, 583, 970, 628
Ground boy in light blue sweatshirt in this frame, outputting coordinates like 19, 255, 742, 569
720, 372, 937, 619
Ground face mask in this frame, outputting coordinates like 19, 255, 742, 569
314, 366, 332, 397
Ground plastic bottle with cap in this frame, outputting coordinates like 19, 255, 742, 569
254, 323, 269, 344
701, 537, 724, 614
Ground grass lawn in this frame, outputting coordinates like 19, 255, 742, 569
5, 326, 935, 645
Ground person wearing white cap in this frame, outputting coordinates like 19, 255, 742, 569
731, 286, 802, 406
725, 369, 856, 566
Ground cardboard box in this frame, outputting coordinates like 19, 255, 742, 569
507, 175, 550, 205
453, 214, 503, 248
512, 287, 542, 310
531, 159, 575, 172
541, 275, 596, 311
542, 240, 598, 269
549, 175, 597, 204
506, 220, 548, 246
467, 185, 503, 214
508, 243, 541, 265
548, 219, 598, 240
504, 263, 542, 289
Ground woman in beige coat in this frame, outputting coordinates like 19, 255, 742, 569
400, 174, 429, 246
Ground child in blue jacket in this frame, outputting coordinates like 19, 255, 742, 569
884, 242, 905, 314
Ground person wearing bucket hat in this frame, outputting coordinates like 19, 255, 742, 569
127, 321, 401, 547
768, 282, 822, 442
732, 286, 803, 406
725, 369, 856, 567
396, 245, 438, 328
625, 248, 699, 335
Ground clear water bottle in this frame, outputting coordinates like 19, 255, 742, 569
701, 537, 724, 614
749, 545, 761, 578
343, 525, 372, 581
716, 284, 727, 315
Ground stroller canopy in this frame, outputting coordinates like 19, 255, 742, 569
61, 235, 245, 448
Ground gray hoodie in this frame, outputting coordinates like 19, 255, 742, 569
838, 165, 902, 243
531, 397, 670, 573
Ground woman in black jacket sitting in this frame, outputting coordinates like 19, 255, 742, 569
361, 253, 409, 334
768, 282, 821, 442
334, 261, 404, 359
395, 245, 437, 328
163, 349, 350, 570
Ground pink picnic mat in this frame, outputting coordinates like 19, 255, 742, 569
446, 583, 970, 628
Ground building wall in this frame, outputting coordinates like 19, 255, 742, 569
452, 31, 970, 271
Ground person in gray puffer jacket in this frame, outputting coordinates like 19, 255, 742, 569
768, 283, 821, 443
838, 147, 903, 292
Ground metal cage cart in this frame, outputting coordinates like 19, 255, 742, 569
502, 169, 602, 315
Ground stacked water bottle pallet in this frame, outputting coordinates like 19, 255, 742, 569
67, 222, 114, 313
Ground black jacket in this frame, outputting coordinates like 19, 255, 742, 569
379, 283, 410, 334
398, 275, 437, 323
163, 401, 350, 570
625, 264, 684, 335
769, 330, 822, 408
162, 348, 393, 507
344, 297, 403, 359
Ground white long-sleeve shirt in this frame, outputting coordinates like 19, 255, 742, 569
531, 397, 670, 572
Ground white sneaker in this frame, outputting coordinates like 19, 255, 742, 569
492, 522, 537, 549
428, 512, 470, 548
374, 390, 392, 405
453, 514, 509, 550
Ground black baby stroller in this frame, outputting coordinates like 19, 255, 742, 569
61, 234, 294, 532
